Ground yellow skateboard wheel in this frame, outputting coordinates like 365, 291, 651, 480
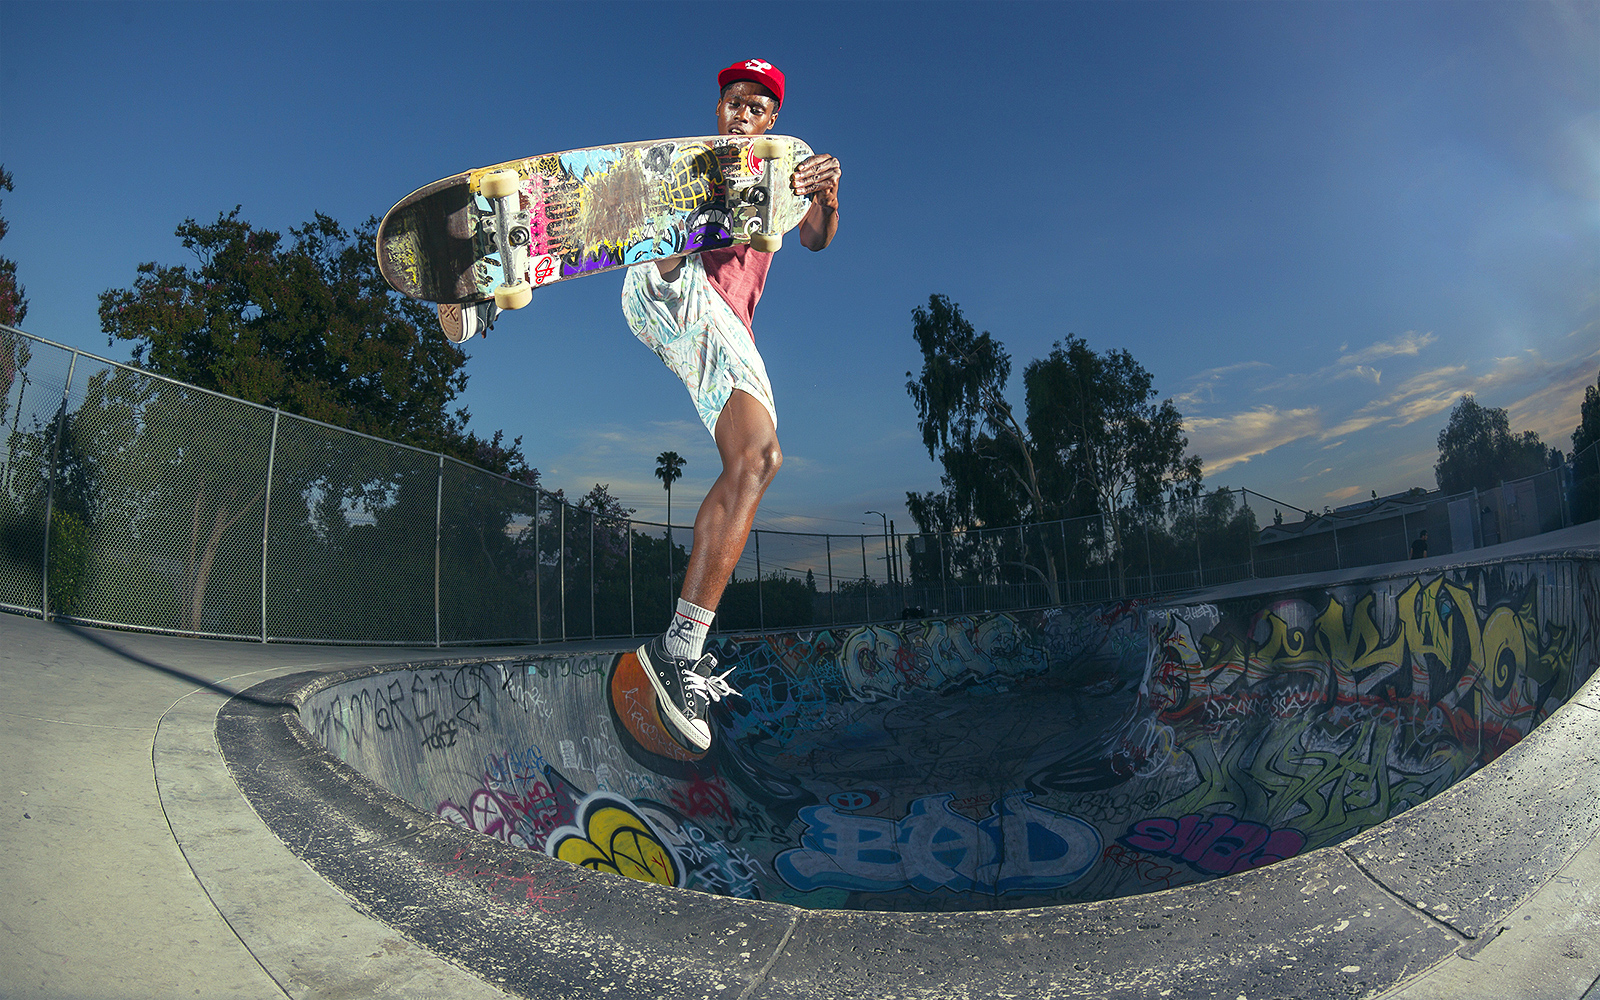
481, 169, 520, 199
495, 282, 532, 310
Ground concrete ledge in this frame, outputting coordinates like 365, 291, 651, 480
219, 659, 1600, 998
1343, 671, 1600, 939
155, 664, 512, 999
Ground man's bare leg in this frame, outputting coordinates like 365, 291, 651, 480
681, 388, 782, 610
634, 388, 779, 751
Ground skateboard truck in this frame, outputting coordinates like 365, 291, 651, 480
747, 137, 784, 253
479, 169, 533, 310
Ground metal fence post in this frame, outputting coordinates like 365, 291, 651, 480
825, 534, 835, 625
39, 351, 77, 621
1244, 490, 1257, 580
260, 410, 280, 642
860, 534, 871, 622
434, 454, 444, 648
1557, 459, 1570, 529
1016, 523, 1027, 607
939, 530, 949, 613
1143, 510, 1154, 596
1194, 495, 1205, 588
1059, 519, 1071, 604
533, 489, 542, 643
589, 508, 596, 640
559, 502, 567, 642
628, 517, 635, 638
755, 529, 764, 630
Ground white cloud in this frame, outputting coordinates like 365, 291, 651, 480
1314, 364, 1472, 439
1249, 332, 1436, 397
1331, 365, 1383, 384
1172, 361, 1273, 408
1337, 331, 1437, 366
1185, 406, 1322, 474
1502, 348, 1600, 449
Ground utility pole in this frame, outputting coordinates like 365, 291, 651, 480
866, 509, 891, 585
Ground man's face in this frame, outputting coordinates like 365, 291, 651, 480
717, 81, 779, 136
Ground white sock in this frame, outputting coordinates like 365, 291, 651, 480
663, 598, 714, 660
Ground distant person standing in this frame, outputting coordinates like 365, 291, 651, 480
1410, 529, 1429, 559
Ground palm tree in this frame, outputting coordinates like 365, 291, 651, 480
655, 451, 686, 583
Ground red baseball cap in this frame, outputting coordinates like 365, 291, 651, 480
718, 58, 785, 107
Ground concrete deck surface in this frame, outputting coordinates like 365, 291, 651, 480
2, 524, 1596, 999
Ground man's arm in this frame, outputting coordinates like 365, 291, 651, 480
793, 154, 841, 252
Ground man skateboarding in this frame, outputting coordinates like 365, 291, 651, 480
625, 58, 840, 752
438, 59, 841, 751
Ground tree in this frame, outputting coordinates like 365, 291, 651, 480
1027, 336, 1202, 594
1576, 372, 1600, 456
655, 450, 686, 521
905, 295, 1060, 598
0, 166, 27, 327
95, 208, 522, 632
905, 295, 1039, 530
1434, 394, 1550, 496
1572, 370, 1600, 523
560, 484, 637, 638
1025, 336, 1202, 567
904, 294, 1202, 598
99, 208, 474, 455
655, 450, 686, 582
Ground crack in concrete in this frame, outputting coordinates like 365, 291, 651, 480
737, 910, 801, 1000
1342, 846, 1473, 944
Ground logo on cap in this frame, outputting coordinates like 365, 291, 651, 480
744, 59, 773, 72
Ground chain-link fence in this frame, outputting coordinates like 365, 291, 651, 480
2, 324, 1595, 643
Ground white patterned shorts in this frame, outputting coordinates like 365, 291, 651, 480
622, 257, 777, 439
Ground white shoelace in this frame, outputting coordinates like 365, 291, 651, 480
682, 663, 739, 703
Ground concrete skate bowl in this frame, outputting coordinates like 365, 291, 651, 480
220, 547, 1600, 999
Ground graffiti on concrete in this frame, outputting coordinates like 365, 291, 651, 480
775, 791, 1100, 895
423, 848, 575, 917
1145, 573, 1579, 853
546, 790, 681, 887
1117, 814, 1306, 876
300, 558, 1599, 911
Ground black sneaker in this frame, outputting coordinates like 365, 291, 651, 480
436, 301, 498, 344
637, 636, 739, 751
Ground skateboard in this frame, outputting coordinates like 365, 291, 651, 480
376, 134, 814, 309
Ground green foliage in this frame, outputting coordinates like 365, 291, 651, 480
83, 207, 563, 636
905, 294, 1031, 530
1434, 394, 1550, 496
1575, 371, 1600, 458
717, 573, 815, 632
0, 166, 26, 327
655, 451, 686, 492
456, 428, 542, 485
98, 208, 474, 457
904, 294, 1203, 598
47, 508, 90, 615
1025, 336, 1202, 515
62, 367, 270, 632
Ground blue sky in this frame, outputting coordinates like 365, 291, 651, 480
3, 1, 1595, 535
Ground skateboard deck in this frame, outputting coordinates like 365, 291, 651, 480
377, 134, 814, 306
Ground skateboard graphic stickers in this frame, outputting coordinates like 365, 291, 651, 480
377, 135, 814, 307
